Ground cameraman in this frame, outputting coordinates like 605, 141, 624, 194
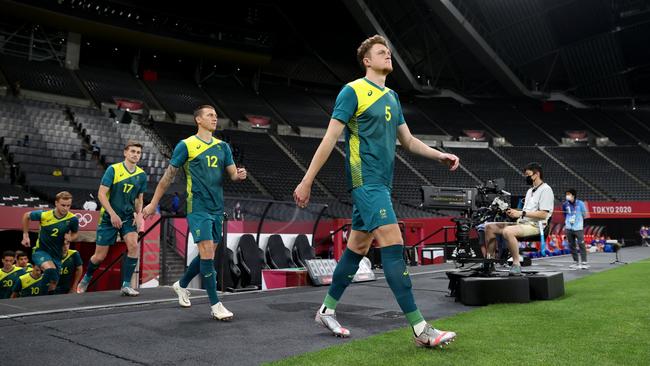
484, 163, 554, 275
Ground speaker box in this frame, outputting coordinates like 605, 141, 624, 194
458, 276, 530, 306
527, 272, 564, 300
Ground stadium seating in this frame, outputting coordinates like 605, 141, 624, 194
260, 82, 330, 129
468, 105, 556, 146
546, 147, 650, 200
77, 65, 158, 107
0, 55, 85, 99
145, 73, 212, 115
203, 76, 279, 123
496, 146, 606, 201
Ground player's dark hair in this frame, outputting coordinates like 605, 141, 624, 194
2, 250, 15, 259
124, 140, 143, 151
357, 34, 389, 69
15, 250, 27, 258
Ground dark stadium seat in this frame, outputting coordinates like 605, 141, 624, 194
265, 234, 296, 269
291, 234, 315, 268
236, 234, 265, 289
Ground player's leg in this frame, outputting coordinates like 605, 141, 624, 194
32, 251, 59, 293
120, 230, 140, 296
316, 228, 372, 337
171, 213, 206, 308
315, 194, 374, 337
77, 225, 115, 293
205, 215, 232, 321
369, 184, 455, 347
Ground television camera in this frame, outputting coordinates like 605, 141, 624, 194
421, 179, 512, 263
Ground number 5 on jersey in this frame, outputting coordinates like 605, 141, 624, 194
385, 105, 392, 122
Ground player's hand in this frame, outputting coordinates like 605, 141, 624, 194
110, 213, 123, 229
440, 153, 460, 171
142, 203, 156, 219
21, 233, 31, 247
236, 167, 247, 181
294, 181, 312, 208
134, 212, 144, 232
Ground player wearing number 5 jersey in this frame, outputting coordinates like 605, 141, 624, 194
294, 35, 460, 348
77, 141, 147, 296
143, 105, 247, 321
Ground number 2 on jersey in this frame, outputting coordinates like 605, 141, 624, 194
206, 155, 218, 168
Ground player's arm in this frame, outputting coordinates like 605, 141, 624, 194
20, 211, 40, 247
64, 216, 80, 244
143, 165, 178, 218
226, 165, 247, 182
134, 193, 144, 231
294, 119, 346, 207
97, 185, 123, 229
397, 124, 459, 171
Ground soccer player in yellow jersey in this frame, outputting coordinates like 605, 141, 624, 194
294, 35, 460, 348
77, 141, 147, 296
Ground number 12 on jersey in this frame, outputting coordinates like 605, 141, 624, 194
206, 155, 219, 168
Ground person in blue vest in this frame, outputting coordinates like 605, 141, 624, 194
563, 189, 589, 269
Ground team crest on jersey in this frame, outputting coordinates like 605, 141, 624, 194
368, 90, 373, 96
379, 208, 387, 219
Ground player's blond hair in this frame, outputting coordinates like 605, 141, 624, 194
55, 191, 73, 202
357, 34, 389, 69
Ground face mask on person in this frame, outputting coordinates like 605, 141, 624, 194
525, 175, 534, 185
566, 195, 573, 202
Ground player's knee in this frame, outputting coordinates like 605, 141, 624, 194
373, 225, 403, 245
93, 253, 107, 262
502, 227, 516, 239
44, 268, 59, 284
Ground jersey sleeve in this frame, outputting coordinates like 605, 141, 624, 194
170, 141, 188, 168
331, 85, 358, 124
394, 91, 406, 126
100, 166, 115, 187
138, 174, 148, 195
73, 251, 83, 267
223, 143, 235, 168
69, 216, 79, 233
11, 280, 22, 294
29, 210, 43, 221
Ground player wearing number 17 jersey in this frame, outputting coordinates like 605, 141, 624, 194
77, 141, 147, 296
143, 105, 247, 321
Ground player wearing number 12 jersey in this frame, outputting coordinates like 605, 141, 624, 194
143, 105, 247, 321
